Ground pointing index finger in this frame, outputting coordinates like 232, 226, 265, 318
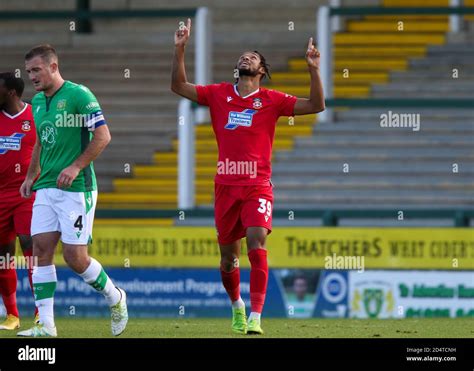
307, 37, 313, 50
187, 18, 192, 33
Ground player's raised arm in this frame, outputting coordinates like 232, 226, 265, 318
293, 37, 325, 115
171, 18, 199, 102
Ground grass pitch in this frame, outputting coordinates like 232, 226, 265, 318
0, 317, 473, 338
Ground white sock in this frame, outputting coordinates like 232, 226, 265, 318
33, 265, 57, 328
248, 312, 261, 322
79, 258, 121, 306
232, 297, 245, 309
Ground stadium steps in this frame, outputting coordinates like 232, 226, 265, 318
3, 0, 472, 211
0, 0, 366, 209
281, 4, 449, 101
102, 0, 473, 209
266, 0, 473, 209
125, 1, 457, 209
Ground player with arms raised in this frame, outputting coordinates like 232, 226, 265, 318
171, 20, 324, 334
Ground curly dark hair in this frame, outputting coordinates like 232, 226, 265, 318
253, 50, 271, 81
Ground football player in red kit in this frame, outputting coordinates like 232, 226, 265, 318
171, 20, 324, 334
0, 72, 37, 330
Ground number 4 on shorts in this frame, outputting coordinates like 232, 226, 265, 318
74, 215, 83, 231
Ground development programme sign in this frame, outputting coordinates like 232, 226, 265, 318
12, 268, 346, 319
11, 268, 471, 319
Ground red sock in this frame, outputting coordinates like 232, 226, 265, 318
220, 266, 240, 302
248, 248, 268, 313
22, 249, 38, 316
0, 267, 19, 317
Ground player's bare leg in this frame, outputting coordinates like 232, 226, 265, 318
63, 244, 128, 336
245, 226, 269, 335
18, 232, 59, 337
18, 234, 38, 323
219, 240, 247, 334
0, 240, 20, 330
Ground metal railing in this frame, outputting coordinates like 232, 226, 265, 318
325, 98, 474, 108
95, 208, 474, 227
0, 7, 198, 26
177, 7, 212, 209
178, 99, 195, 209
194, 7, 213, 124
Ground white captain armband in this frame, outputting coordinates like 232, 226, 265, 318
85, 110, 106, 130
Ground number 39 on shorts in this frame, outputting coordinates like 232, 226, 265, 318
257, 198, 272, 216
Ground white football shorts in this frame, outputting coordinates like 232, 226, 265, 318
31, 188, 97, 245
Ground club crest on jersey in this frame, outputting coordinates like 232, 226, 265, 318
225, 109, 257, 130
56, 99, 67, 110
22, 120, 31, 131
252, 98, 263, 109
0, 133, 25, 154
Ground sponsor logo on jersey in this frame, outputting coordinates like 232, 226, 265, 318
252, 98, 262, 109
85, 102, 100, 111
0, 133, 25, 154
225, 109, 257, 130
22, 120, 31, 131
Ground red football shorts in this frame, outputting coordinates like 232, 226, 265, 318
214, 182, 274, 245
0, 190, 34, 245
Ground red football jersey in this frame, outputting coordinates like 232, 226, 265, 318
196, 82, 297, 185
0, 103, 36, 192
